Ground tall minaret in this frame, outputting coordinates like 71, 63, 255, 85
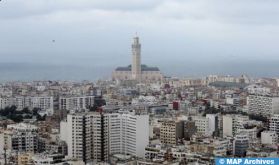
131, 36, 141, 80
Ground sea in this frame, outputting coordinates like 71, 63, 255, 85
0, 61, 279, 82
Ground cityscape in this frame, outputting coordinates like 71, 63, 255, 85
1, 0, 279, 165
0, 36, 279, 165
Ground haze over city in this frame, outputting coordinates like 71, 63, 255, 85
2, 1, 279, 165
1, 0, 279, 81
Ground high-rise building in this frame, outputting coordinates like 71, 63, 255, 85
60, 111, 149, 163
112, 36, 163, 82
60, 112, 108, 163
160, 120, 184, 145
222, 115, 249, 137
193, 116, 210, 136
107, 113, 149, 158
269, 114, 279, 135
206, 114, 218, 136
247, 94, 279, 116
184, 120, 197, 140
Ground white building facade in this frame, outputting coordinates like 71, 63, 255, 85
60, 112, 149, 163
0, 96, 53, 114
247, 95, 279, 116
261, 131, 278, 145
59, 96, 95, 111
269, 114, 279, 135
193, 116, 210, 136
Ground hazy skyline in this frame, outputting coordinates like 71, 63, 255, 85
1, 0, 279, 80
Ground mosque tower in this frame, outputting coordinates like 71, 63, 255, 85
131, 36, 141, 80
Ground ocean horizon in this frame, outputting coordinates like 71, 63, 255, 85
0, 61, 279, 82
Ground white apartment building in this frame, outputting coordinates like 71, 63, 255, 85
25, 96, 53, 113
206, 75, 239, 84
261, 131, 278, 145
237, 127, 258, 141
0, 96, 53, 113
0, 97, 12, 109
107, 113, 149, 158
59, 96, 95, 111
60, 112, 107, 163
180, 78, 207, 87
60, 112, 149, 163
222, 115, 249, 137
193, 116, 210, 136
245, 84, 271, 95
247, 94, 279, 116
269, 114, 279, 135
226, 97, 240, 106
206, 114, 218, 136
13, 97, 25, 110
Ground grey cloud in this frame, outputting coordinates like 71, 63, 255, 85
1, 0, 279, 26
0, 0, 162, 19
0, 0, 279, 68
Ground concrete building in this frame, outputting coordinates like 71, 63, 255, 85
222, 115, 249, 137
112, 36, 163, 82
245, 84, 271, 95
0, 96, 53, 114
106, 113, 149, 158
184, 120, 197, 140
160, 120, 184, 145
247, 94, 279, 116
32, 154, 66, 165
0, 97, 11, 109
0, 123, 39, 154
237, 127, 258, 141
17, 153, 33, 165
60, 111, 149, 163
261, 131, 278, 145
189, 138, 230, 157
233, 134, 249, 157
226, 97, 240, 106
193, 116, 210, 136
269, 114, 279, 135
213, 139, 230, 156
59, 96, 95, 111
25, 96, 53, 113
206, 114, 218, 136
60, 112, 108, 163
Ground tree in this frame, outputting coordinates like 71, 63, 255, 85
22, 107, 30, 114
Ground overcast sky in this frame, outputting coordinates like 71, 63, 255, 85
1, 0, 279, 69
